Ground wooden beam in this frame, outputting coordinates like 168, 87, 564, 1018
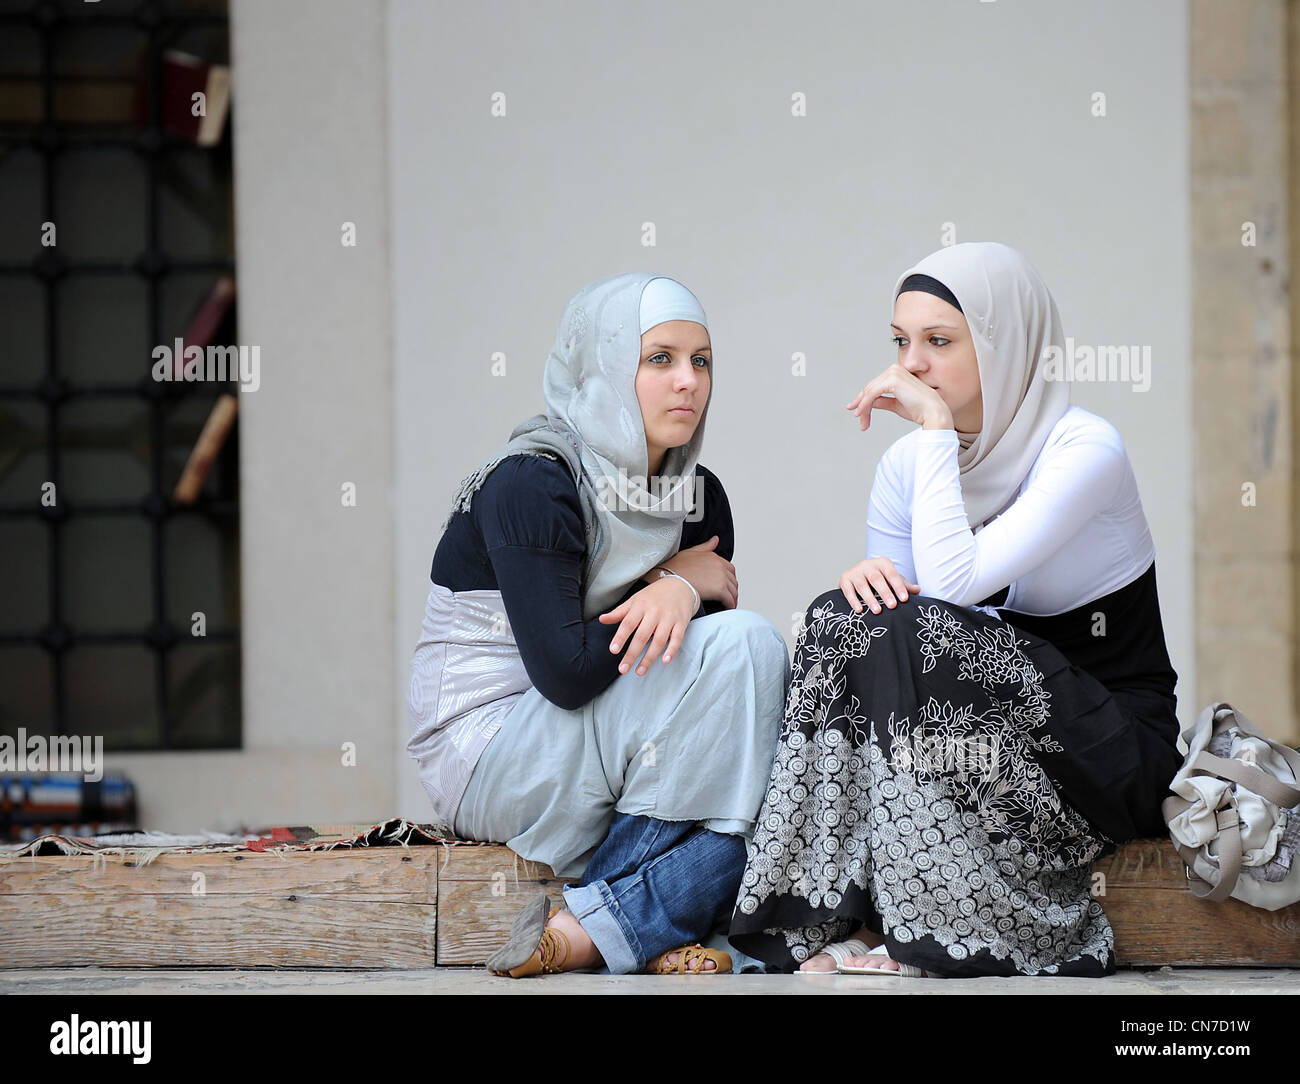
1097, 839, 1300, 966
436, 846, 569, 966
0, 847, 438, 969
1, 837, 1295, 970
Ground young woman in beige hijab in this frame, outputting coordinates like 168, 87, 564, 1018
729, 242, 1182, 978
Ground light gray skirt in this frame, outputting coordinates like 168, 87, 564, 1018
452, 608, 791, 880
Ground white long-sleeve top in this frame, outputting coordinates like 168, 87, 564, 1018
866, 405, 1156, 617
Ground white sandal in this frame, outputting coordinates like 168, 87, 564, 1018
795, 938, 872, 974
837, 939, 932, 977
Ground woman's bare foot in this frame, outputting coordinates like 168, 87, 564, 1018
531, 909, 603, 971
656, 948, 720, 972
839, 951, 928, 975
798, 926, 888, 972
526, 914, 722, 973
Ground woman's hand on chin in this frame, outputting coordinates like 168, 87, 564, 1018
598, 577, 700, 676
838, 557, 921, 615
659, 535, 738, 609
846, 364, 953, 431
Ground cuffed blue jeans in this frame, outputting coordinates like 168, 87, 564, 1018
448, 609, 790, 974
560, 811, 747, 974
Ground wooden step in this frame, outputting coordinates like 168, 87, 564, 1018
1096, 838, 1300, 966
0, 837, 1295, 969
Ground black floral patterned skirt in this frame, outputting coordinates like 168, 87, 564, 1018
728, 587, 1174, 978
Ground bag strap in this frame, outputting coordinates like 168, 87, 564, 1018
1204, 704, 1300, 804
1161, 793, 1244, 902
1190, 751, 1300, 809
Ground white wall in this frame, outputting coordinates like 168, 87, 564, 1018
390, 0, 1193, 820
107, 0, 1193, 831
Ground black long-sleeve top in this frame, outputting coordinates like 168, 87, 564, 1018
430, 454, 735, 711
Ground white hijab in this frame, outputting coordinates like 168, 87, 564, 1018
891, 242, 1071, 529
443, 272, 711, 620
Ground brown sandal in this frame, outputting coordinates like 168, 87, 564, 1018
645, 943, 732, 975
486, 895, 573, 978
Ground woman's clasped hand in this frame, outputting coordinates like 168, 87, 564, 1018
598, 534, 737, 676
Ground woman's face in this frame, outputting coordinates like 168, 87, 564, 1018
635, 319, 711, 476
890, 290, 983, 432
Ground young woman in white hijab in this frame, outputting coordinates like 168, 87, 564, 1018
406, 272, 790, 977
729, 242, 1183, 978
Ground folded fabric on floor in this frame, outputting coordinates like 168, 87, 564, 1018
0, 815, 470, 858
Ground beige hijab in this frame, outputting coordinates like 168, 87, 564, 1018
892, 242, 1072, 529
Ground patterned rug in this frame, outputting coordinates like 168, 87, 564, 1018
0, 815, 478, 859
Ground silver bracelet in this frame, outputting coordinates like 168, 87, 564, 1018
654, 566, 700, 614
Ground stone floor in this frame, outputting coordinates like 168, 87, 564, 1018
4, 966, 1298, 995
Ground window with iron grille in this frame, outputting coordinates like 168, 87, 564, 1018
0, 0, 240, 750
